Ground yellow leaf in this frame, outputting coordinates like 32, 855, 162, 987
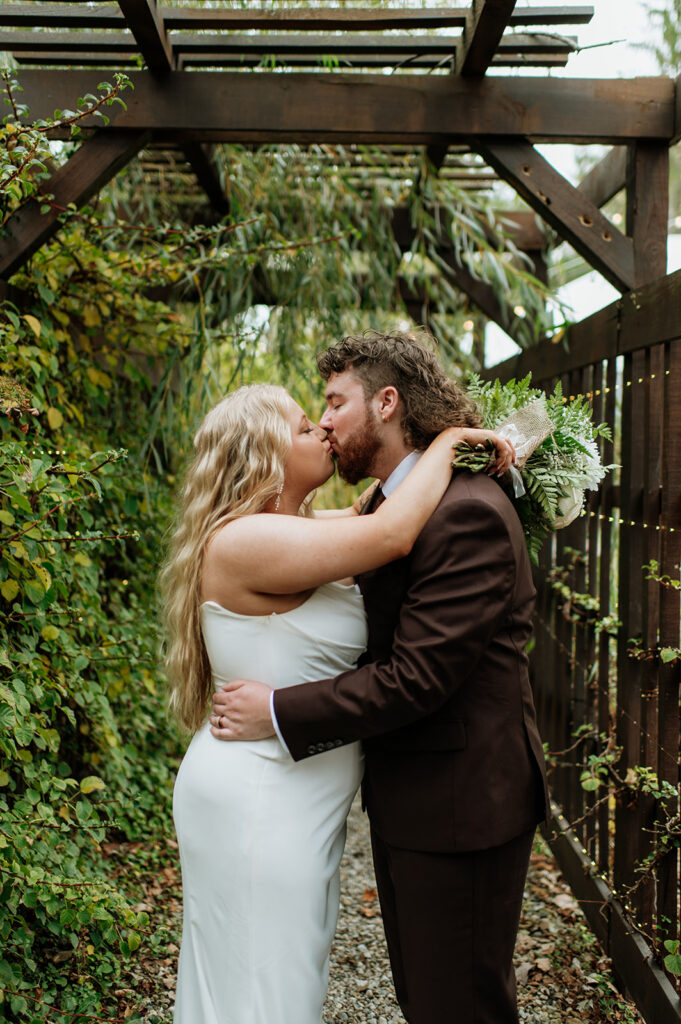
41, 625, 60, 641
34, 565, 51, 591
80, 775, 106, 794
47, 407, 64, 430
104, 728, 119, 748
1, 580, 19, 602
22, 314, 41, 338
9, 541, 27, 560
0, 510, 15, 526
73, 552, 91, 567
67, 402, 84, 426
58, 804, 71, 821
0, 770, 9, 786
82, 305, 101, 327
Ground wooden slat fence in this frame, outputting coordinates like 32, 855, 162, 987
487, 272, 681, 1024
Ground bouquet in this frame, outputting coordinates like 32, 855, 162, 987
454, 374, 613, 563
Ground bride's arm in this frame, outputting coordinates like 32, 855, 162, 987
209, 427, 514, 596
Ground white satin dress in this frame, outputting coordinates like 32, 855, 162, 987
172, 582, 367, 1024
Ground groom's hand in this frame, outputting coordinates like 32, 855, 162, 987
210, 680, 275, 741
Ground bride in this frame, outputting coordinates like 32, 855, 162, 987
162, 383, 513, 1024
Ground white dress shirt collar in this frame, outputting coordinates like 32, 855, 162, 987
381, 450, 422, 499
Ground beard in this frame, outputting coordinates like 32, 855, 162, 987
334, 410, 382, 485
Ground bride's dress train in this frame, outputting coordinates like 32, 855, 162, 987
173, 582, 367, 1024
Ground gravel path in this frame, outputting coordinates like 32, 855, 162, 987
138, 794, 644, 1023
323, 796, 643, 1024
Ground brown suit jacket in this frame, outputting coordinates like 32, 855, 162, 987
274, 469, 549, 853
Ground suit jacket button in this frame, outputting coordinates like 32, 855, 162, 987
307, 745, 316, 755
335, 740, 343, 747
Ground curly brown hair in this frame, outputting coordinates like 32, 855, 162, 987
316, 329, 481, 449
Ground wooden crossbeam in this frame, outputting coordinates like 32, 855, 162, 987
117, 0, 174, 73
181, 142, 229, 217
440, 251, 531, 344
14, 50, 570, 71
454, 0, 518, 76
476, 139, 636, 291
0, 5, 595, 31
2, 30, 576, 58
13, 72, 675, 146
578, 146, 627, 208
392, 205, 546, 342
0, 129, 151, 280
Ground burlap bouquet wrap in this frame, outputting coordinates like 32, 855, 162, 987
493, 398, 555, 500
495, 398, 555, 469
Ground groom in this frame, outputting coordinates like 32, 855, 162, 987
211, 330, 549, 1024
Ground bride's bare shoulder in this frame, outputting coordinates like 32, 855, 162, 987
205, 515, 281, 561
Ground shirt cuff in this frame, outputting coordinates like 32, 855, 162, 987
270, 691, 292, 756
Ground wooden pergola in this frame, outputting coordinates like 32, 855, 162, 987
1, 5, 680, 1023
0, 2, 672, 307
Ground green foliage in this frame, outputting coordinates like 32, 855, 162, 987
663, 940, 681, 977
456, 374, 614, 562
0, 282, 184, 1017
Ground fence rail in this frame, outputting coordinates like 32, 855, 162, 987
485, 269, 681, 1024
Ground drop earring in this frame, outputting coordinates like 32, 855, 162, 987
274, 483, 283, 512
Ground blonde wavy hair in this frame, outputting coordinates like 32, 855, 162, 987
160, 384, 294, 733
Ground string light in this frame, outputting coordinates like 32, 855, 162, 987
567, 368, 671, 403
583, 509, 677, 532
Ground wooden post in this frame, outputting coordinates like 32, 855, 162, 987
626, 143, 669, 287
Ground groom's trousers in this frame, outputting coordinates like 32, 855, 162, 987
370, 826, 535, 1024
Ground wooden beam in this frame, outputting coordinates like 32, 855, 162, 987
476, 139, 635, 291
439, 251, 531, 345
0, 5, 594, 31
0, 129, 151, 280
626, 142, 669, 286
162, 6, 594, 31
392, 206, 544, 345
2, 30, 575, 59
577, 146, 627, 208
391, 206, 547, 254
13, 72, 675, 146
14, 50, 569, 71
454, 0, 518, 76
181, 142, 229, 217
117, 0, 174, 73
0, 5, 126, 29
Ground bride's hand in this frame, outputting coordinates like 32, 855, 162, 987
439, 426, 516, 476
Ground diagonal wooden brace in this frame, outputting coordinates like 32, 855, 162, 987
475, 137, 635, 292
0, 128, 151, 280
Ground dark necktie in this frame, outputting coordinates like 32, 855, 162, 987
370, 485, 385, 511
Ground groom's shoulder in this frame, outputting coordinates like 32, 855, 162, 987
424, 470, 521, 538
446, 468, 513, 510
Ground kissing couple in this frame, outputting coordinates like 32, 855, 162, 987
163, 329, 549, 1024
